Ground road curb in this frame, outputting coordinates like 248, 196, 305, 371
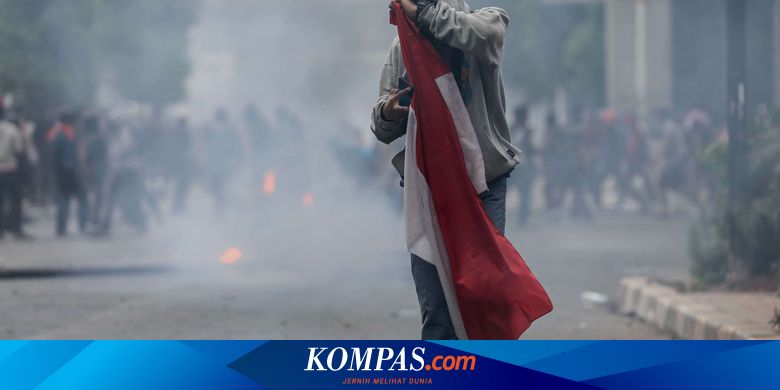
619, 277, 780, 340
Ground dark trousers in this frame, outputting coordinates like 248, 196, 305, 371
56, 184, 88, 236
0, 172, 22, 235
411, 175, 508, 340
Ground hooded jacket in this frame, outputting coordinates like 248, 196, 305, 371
371, 0, 519, 183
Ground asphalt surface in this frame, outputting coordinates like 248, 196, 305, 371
0, 189, 687, 339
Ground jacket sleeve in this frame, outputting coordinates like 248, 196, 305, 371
417, 3, 509, 66
371, 39, 406, 145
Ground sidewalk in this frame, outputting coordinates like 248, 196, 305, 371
619, 277, 780, 340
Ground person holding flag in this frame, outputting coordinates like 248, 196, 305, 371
370, 0, 552, 340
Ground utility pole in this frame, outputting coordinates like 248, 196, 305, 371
726, 0, 748, 279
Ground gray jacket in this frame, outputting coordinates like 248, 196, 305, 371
370, 0, 520, 183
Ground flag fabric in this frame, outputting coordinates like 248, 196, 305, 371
392, 4, 553, 340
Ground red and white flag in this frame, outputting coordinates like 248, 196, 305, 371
392, 4, 552, 340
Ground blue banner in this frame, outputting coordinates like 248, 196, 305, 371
0, 341, 778, 389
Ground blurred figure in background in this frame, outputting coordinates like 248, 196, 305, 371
12, 109, 40, 202
168, 118, 194, 215
618, 115, 653, 213
659, 118, 697, 216
111, 119, 163, 234
81, 115, 110, 234
204, 109, 242, 215
568, 113, 592, 220
510, 105, 536, 226
543, 113, 566, 211
243, 104, 271, 165
581, 111, 607, 209
602, 109, 624, 207
331, 122, 379, 189
48, 112, 88, 237
0, 104, 32, 240
274, 107, 310, 198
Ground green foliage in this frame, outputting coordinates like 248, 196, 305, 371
690, 121, 780, 286
97, 0, 198, 107
473, 0, 605, 105
726, 195, 780, 277
688, 218, 729, 286
689, 209, 730, 286
0, 0, 100, 112
688, 203, 729, 286
495, 0, 551, 99
0, 0, 199, 116
562, 5, 605, 110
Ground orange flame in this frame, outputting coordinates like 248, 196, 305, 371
220, 247, 243, 265
302, 192, 315, 208
263, 170, 276, 195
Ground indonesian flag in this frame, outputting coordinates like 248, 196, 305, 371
392, 4, 552, 340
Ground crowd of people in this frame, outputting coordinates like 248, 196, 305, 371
508, 104, 765, 225
341, 100, 775, 227
3, 93, 773, 242
0, 99, 308, 242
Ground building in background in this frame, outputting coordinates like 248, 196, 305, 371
604, 0, 672, 115
551, 0, 779, 116
605, 0, 777, 116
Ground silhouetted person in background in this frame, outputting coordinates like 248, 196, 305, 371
243, 103, 270, 158
544, 113, 565, 210
13, 109, 41, 206
618, 115, 652, 212
0, 104, 31, 240
511, 105, 535, 226
169, 118, 193, 215
48, 112, 87, 237
205, 109, 242, 215
82, 116, 109, 234
602, 109, 625, 206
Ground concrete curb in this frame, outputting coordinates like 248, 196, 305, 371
619, 277, 780, 340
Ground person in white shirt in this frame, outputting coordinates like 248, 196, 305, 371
0, 104, 30, 240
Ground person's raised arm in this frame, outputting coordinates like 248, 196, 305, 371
397, 0, 509, 66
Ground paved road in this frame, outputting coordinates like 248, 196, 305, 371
0, 190, 687, 339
